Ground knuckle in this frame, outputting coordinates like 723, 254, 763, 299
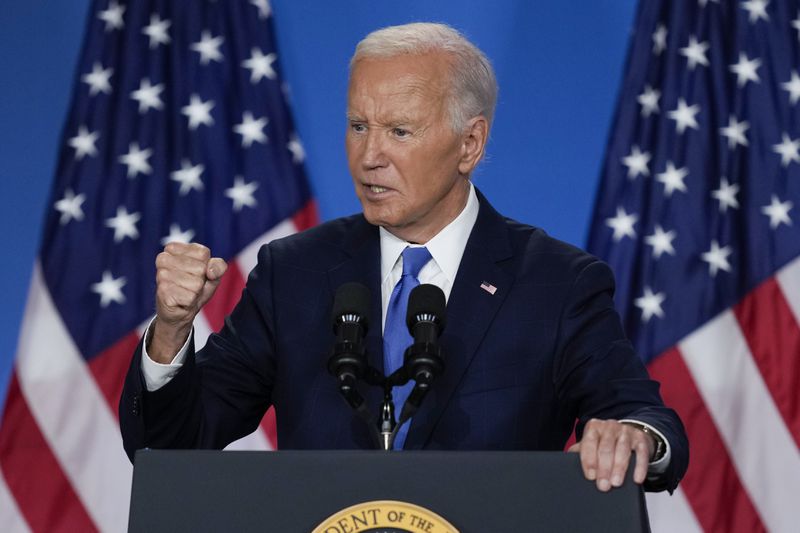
191, 243, 211, 261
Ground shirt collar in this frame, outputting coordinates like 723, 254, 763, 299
379, 182, 480, 283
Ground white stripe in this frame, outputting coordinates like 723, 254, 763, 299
678, 310, 800, 533
0, 470, 31, 533
193, 310, 215, 351
645, 488, 702, 533
776, 254, 800, 326
237, 219, 299, 275
224, 426, 273, 451
15, 264, 131, 533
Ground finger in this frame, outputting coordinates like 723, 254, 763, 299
610, 430, 632, 488
157, 251, 209, 278
158, 282, 201, 310
633, 436, 651, 484
157, 268, 206, 296
206, 257, 228, 281
164, 242, 211, 262
579, 422, 600, 481
595, 424, 618, 492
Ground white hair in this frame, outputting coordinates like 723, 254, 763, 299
351, 22, 498, 131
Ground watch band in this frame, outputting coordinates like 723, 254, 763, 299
621, 421, 666, 463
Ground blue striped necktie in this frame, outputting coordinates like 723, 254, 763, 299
384, 246, 432, 449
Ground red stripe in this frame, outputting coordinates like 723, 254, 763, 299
202, 262, 247, 333
260, 406, 278, 449
292, 199, 320, 231
0, 374, 97, 533
648, 347, 766, 533
733, 277, 800, 448
88, 331, 141, 420
202, 204, 316, 448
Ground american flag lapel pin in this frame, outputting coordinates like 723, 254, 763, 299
480, 281, 497, 295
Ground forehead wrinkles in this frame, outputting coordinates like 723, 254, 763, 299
348, 56, 451, 121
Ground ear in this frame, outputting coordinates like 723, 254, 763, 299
458, 116, 489, 175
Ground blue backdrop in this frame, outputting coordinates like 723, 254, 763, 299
0, 0, 637, 413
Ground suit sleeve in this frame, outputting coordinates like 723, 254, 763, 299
119, 244, 278, 462
552, 259, 689, 493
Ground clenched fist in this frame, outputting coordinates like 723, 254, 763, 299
149, 242, 228, 363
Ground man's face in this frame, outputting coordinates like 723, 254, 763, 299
346, 52, 472, 243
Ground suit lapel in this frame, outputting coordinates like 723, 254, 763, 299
326, 218, 385, 379
404, 192, 514, 449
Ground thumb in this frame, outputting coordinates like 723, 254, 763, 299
206, 257, 228, 282
567, 442, 581, 453
198, 258, 228, 306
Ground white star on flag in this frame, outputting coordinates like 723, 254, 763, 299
605, 206, 638, 242
680, 36, 710, 70
170, 160, 205, 195
782, 71, 800, 105
68, 125, 100, 160
287, 133, 305, 163
621, 145, 651, 179
250, 0, 271, 19
711, 177, 740, 213
161, 224, 196, 246
181, 94, 215, 130
54, 189, 86, 225
191, 30, 224, 65
657, 161, 689, 197
234, 112, 269, 148
142, 13, 171, 49
719, 115, 749, 149
637, 85, 661, 117
652, 24, 668, 55
644, 225, 677, 259
701, 240, 733, 277
772, 133, 800, 166
119, 142, 153, 178
130, 78, 164, 114
634, 287, 666, 322
225, 176, 259, 211
91, 271, 127, 307
729, 53, 761, 87
668, 98, 700, 134
242, 48, 277, 83
741, 0, 770, 24
81, 62, 113, 96
98, 0, 125, 32
105, 206, 141, 242
793, 10, 800, 40
761, 195, 793, 229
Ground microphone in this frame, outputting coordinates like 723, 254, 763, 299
327, 282, 371, 408
404, 284, 446, 393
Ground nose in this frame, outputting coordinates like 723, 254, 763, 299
361, 129, 389, 171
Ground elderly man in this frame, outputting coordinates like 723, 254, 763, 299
121, 22, 688, 494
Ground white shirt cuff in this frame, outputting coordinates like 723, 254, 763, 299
140, 317, 192, 392
619, 418, 671, 476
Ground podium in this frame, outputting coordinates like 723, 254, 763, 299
128, 450, 650, 532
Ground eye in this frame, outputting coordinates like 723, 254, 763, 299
393, 127, 410, 138
350, 123, 367, 133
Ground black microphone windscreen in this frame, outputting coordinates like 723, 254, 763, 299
332, 282, 371, 328
406, 284, 446, 331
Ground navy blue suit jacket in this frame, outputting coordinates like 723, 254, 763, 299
120, 191, 688, 492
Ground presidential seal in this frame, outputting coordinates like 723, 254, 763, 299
312, 500, 459, 533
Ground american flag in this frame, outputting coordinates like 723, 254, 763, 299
588, 0, 800, 531
0, 0, 316, 530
